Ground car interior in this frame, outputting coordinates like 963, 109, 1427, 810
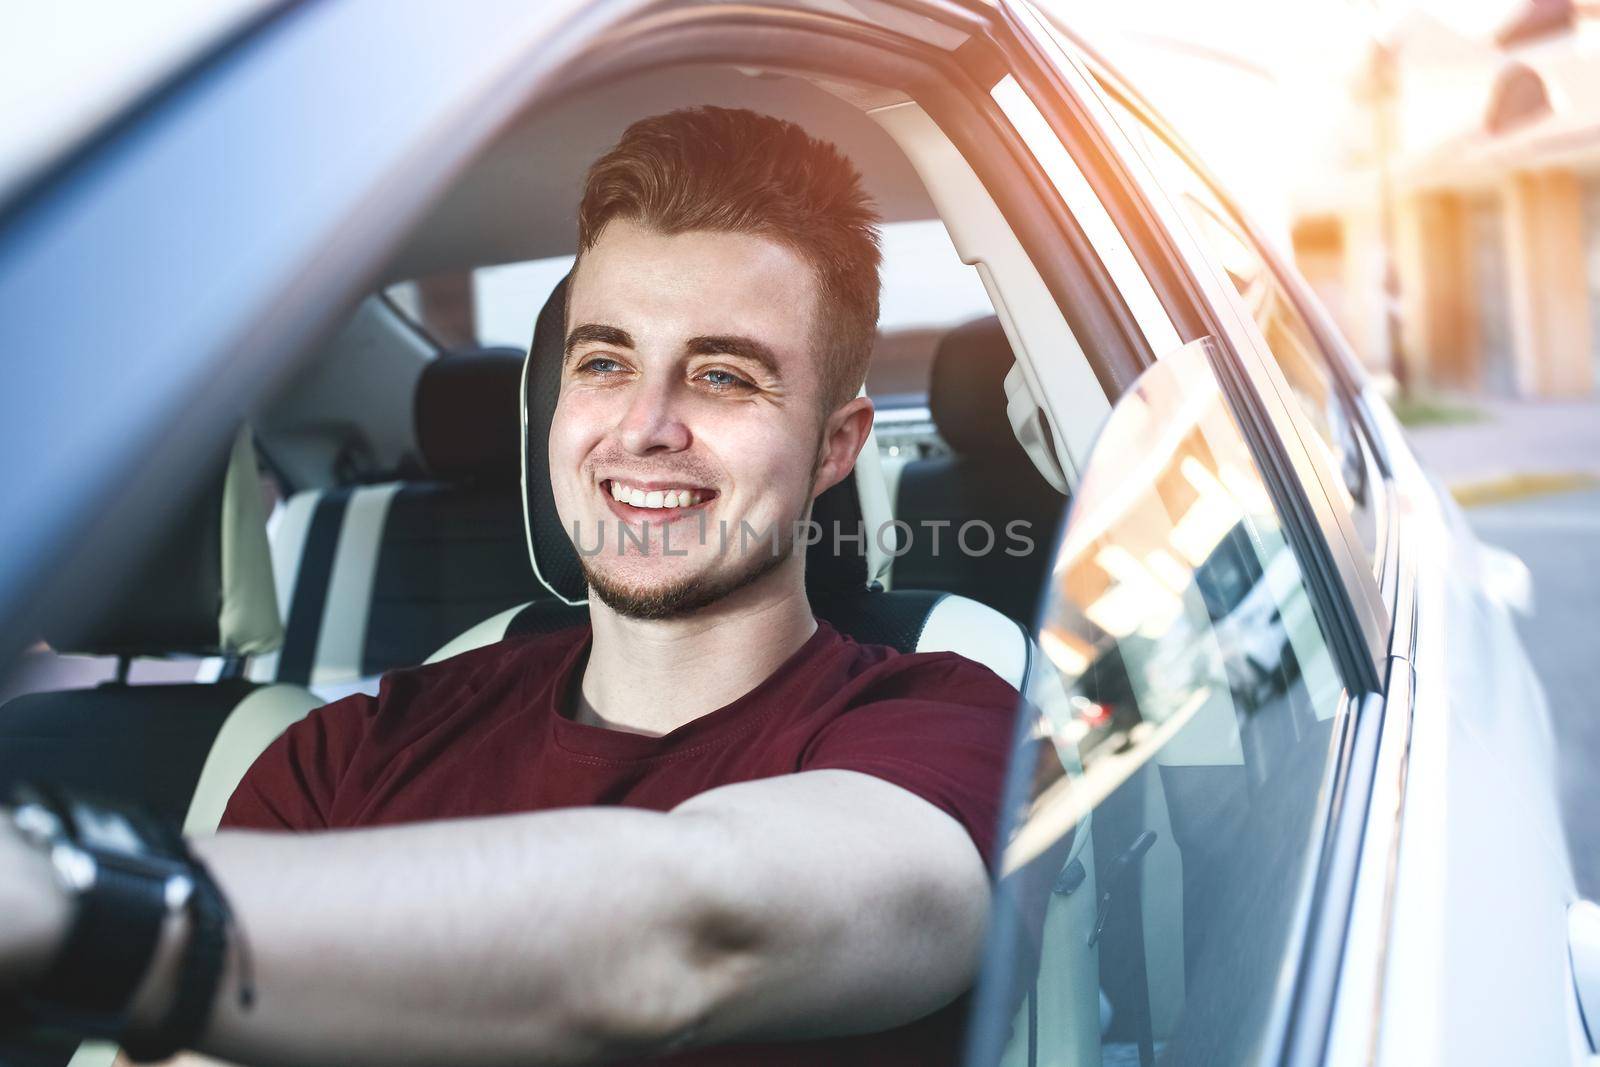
0, 9, 1357, 1067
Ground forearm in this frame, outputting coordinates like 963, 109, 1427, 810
9, 772, 987, 1066
146, 810, 728, 1067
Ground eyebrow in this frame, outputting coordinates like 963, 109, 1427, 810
564, 323, 634, 361
686, 335, 782, 379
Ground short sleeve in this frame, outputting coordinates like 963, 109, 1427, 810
219, 691, 376, 831
802, 654, 1020, 871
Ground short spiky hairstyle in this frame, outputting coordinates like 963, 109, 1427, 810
576, 106, 882, 412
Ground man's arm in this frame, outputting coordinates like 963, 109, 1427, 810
8, 769, 991, 1066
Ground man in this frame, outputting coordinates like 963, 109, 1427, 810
0, 107, 1019, 1065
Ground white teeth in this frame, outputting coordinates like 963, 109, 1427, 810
608, 482, 706, 509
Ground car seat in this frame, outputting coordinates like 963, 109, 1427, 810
250, 350, 546, 699
890, 316, 1067, 627
0, 429, 320, 828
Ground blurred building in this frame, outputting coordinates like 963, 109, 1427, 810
1292, 0, 1600, 397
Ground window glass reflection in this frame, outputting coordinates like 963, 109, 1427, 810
978, 340, 1347, 1067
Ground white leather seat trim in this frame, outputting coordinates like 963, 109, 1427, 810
218, 426, 283, 655
425, 602, 533, 665
64, 1041, 117, 1067
248, 490, 322, 683
309, 483, 400, 686
181, 684, 323, 835
913, 594, 1029, 690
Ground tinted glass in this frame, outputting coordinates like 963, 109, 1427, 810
968, 340, 1348, 1067
1112, 108, 1378, 562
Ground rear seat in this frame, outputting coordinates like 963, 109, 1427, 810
0, 428, 320, 827
889, 316, 1068, 626
253, 350, 546, 699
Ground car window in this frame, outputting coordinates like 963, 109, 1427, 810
968, 339, 1351, 1067
1106, 103, 1380, 563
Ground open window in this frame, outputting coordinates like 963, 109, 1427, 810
967, 338, 1362, 1067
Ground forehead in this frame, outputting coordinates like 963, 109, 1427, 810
568, 220, 822, 370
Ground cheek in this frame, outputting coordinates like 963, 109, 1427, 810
712, 415, 820, 506
548, 398, 606, 484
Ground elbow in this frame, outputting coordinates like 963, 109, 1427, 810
582, 937, 756, 1058
565, 849, 765, 1058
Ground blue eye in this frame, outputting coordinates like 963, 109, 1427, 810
579, 357, 622, 375
700, 368, 752, 391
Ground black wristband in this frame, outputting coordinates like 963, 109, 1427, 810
33, 850, 172, 1014
120, 847, 231, 1064
13, 784, 181, 1036
7, 783, 246, 1059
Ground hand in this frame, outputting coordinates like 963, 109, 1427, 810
0, 812, 72, 994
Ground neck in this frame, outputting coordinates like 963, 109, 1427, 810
578, 559, 818, 736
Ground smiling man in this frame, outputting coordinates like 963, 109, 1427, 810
0, 108, 1020, 1066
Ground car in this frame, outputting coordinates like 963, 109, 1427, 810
0, 2, 1593, 1065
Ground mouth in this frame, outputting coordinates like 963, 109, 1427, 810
600, 478, 719, 524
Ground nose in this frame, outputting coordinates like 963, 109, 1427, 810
617, 373, 691, 455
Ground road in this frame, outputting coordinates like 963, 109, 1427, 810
1466, 487, 1600, 899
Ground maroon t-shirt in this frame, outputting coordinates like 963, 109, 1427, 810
221, 621, 1020, 1065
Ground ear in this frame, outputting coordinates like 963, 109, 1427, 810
811, 395, 875, 499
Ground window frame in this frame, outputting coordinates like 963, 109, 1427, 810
1004, 3, 1385, 682
969, 8, 1404, 1066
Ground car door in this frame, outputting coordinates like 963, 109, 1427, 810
963, 329, 1383, 1067
957, 14, 1397, 1062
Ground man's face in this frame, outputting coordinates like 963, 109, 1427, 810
549, 217, 863, 619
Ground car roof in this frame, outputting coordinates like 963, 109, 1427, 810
381, 65, 939, 281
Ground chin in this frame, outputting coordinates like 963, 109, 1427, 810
582, 544, 792, 621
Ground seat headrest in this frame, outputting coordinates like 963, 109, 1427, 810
521, 277, 878, 605
45, 428, 282, 659
414, 349, 524, 484
929, 316, 1020, 456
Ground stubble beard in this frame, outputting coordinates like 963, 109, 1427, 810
581, 533, 796, 621
582, 444, 825, 621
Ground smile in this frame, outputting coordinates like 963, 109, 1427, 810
601, 479, 718, 520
